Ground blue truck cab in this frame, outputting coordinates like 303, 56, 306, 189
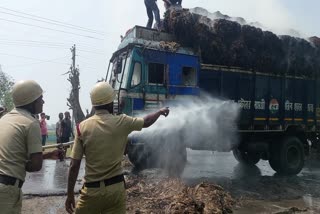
107, 26, 320, 175
107, 26, 200, 115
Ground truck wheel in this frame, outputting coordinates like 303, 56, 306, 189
164, 145, 187, 177
127, 144, 149, 170
232, 149, 260, 165
269, 136, 304, 175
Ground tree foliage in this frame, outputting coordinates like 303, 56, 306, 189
0, 67, 14, 110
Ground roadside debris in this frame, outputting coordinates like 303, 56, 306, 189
275, 207, 308, 214
122, 156, 235, 213
126, 174, 235, 213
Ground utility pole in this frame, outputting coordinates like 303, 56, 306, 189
71, 45, 76, 69
66, 44, 85, 124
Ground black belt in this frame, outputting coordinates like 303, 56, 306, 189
0, 174, 24, 188
84, 174, 124, 188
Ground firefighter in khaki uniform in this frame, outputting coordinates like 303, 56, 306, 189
65, 82, 169, 214
0, 80, 62, 213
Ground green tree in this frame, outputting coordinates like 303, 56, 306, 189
0, 66, 14, 111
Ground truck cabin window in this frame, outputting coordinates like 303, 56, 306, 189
182, 67, 197, 86
112, 54, 131, 90
148, 63, 165, 84
115, 58, 122, 74
110, 59, 119, 88
131, 62, 142, 87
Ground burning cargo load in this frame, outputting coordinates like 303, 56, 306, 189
163, 8, 320, 78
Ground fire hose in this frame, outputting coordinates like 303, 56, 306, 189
42, 141, 74, 161
42, 141, 74, 150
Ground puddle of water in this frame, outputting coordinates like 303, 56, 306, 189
23, 159, 85, 195
234, 196, 320, 214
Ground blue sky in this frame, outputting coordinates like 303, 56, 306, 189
0, 0, 319, 124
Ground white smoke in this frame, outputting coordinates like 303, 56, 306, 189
130, 94, 240, 152
188, 3, 305, 38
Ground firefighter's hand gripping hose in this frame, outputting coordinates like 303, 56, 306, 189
42, 141, 74, 161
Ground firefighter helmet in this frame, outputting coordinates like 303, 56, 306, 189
11, 80, 43, 107
90, 82, 115, 106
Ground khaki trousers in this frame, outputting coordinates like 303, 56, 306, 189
0, 183, 22, 214
75, 181, 126, 214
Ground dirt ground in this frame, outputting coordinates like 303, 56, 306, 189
22, 196, 66, 214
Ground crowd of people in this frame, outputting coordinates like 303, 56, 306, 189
0, 80, 169, 213
28, 110, 74, 148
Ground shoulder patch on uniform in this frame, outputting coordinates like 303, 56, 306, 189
76, 123, 81, 136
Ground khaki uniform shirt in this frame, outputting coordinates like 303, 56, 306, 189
0, 108, 42, 181
71, 110, 144, 183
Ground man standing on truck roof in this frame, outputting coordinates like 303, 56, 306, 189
163, 0, 182, 9
144, 0, 161, 29
65, 82, 169, 214
0, 80, 62, 213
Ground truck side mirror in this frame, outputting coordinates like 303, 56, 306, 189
115, 59, 122, 74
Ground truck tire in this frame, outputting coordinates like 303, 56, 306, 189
127, 144, 149, 170
161, 143, 187, 177
128, 143, 187, 175
166, 147, 187, 177
232, 149, 260, 165
269, 136, 304, 175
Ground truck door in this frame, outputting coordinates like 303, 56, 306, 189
144, 62, 167, 110
125, 60, 145, 115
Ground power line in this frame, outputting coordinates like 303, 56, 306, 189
0, 42, 107, 55
0, 42, 69, 50
0, 38, 107, 52
0, 41, 70, 49
5, 60, 69, 69
78, 64, 105, 71
0, 53, 68, 63
0, 38, 68, 46
0, 6, 106, 35
0, 17, 104, 40
0, 10, 106, 36
0, 31, 109, 48
78, 55, 107, 61
77, 58, 106, 67
77, 49, 106, 55
2, 56, 69, 69
0, 52, 56, 60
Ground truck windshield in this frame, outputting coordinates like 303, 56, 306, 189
113, 54, 131, 90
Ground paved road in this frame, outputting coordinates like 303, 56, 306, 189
22, 150, 320, 212
23, 160, 85, 195
23, 149, 320, 199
